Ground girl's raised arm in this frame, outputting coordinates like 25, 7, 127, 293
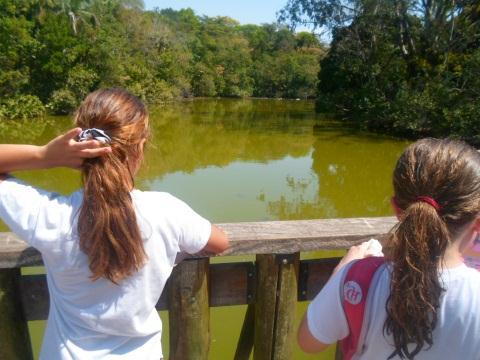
0, 128, 111, 177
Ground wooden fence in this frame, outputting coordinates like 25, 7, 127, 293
0, 216, 396, 360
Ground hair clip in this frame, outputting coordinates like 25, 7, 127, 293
78, 128, 112, 144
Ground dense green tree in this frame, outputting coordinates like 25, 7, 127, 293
0, 1, 45, 117
241, 25, 325, 98
0, 2, 325, 119
279, 0, 480, 144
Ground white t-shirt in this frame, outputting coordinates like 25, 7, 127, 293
0, 177, 212, 360
307, 260, 480, 359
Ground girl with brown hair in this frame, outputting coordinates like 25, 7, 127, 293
298, 138, 480, 359
0, 88, 228, 359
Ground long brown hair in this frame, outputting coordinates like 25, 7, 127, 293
75, 88, 150, 284
385, 138, 480, 359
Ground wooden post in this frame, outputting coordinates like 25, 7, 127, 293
253, 254, 277, 360
272, 253, 299, 360
234, 303, 255, 360
0, 268, 33, 360
168, 258, 210, 360
253, 253, 299, 360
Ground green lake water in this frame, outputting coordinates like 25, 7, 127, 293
0, 98, 409, 359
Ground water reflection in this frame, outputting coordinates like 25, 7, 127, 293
311, 132, 407, 218
142, 99, 316, 177
0, 99, 408, 226
139, 99, 408, 222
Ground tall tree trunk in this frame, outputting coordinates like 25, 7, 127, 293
394, 0, 417, 77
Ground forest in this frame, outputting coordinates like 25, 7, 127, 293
3, 0, 479, 144
280, 0, 480, 143
0, 0, 325, 119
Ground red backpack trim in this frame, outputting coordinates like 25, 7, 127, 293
340, 256, 385, 360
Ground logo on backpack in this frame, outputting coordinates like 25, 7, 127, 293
344, 280, 362, 305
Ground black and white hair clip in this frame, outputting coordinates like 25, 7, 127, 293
78, 128, 112, 144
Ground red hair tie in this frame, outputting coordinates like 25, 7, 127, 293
415, 196, 441, 211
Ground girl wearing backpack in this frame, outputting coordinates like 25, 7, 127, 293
0, 88, 228, 359
298, 138, 480, 359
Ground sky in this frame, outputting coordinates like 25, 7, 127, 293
143, 0, 291, 26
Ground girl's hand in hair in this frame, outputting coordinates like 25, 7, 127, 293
333, 239, 383, 276
41, 128, 112, 169
0, 128, 111, 178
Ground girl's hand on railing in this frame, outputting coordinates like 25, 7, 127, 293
333, 239, 383, 275
40, 128, 111, 169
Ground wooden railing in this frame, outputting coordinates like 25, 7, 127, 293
0, 216, 396, 360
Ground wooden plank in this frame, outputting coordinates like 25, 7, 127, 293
19, 259, 343, 321
234, 304, 255, 360
271, 253, 299, 360
0, 232, 42, 269
220, 217, 395, 256
0, 216, 396, 268
209, 261, 255, 307
298, 258, 341, 301
20, 275, 171, 322
168, 258, 210, 360
20, 262, 255, 320
0, 268, 33, 360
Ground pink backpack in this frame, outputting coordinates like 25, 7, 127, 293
340, 256, 386, 360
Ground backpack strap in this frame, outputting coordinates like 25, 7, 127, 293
340, 256, 385, 360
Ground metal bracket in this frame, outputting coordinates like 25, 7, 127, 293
298, 261, 309, 301
246, 261, 256, 303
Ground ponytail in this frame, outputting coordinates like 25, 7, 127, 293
78, 153, 146, 284
75, 88, 149, 284
385, 201, 449, 359
385, 138, 480, 359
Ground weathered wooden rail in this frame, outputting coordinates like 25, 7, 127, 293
0, 216, 396, 360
